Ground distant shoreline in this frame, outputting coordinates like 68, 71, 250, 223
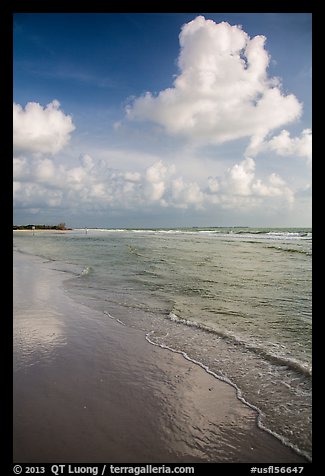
13, 229, 71, 233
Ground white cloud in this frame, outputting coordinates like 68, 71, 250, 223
13, 100, 75, 155
13, 152, 294, 215
170, 177, 205, 208
13, 181, 64, 209
79, 154, 94, 171
246, 128, 312, 165
225, 157, 255, 196
208, 157, 294, 208
145, 160, 175, 202
126, 16, 302, 145
124, 171, 141, 182
35, 158, 56, 181
13, 157, 29, 180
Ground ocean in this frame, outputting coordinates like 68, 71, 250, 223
13, 227, 312, 461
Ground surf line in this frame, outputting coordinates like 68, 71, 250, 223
103, 309, 311, 462
145, 330, 311, 463
104, 310, 126, 326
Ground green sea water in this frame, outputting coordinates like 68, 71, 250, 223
13, 227, 312, 460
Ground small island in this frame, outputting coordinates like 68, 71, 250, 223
13, 223, 71, 231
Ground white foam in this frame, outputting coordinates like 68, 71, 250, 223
102, 308, 311, 461
166, 312, 312, 378
80, 266, 92, 276
145, 329, 312, 462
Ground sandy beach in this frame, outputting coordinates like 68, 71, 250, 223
13, 250, 307, 463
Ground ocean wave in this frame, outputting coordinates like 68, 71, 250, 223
266, 245, 312, 256
103, 310, 126, 326
166, 312, 312, 379
79, 266, 93, 277
97, 307, 311, 461
145, 328, 311, 462
101, 307, 311, 461
71, 227, 312, 239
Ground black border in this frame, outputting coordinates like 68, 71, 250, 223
7, 0, 316, 470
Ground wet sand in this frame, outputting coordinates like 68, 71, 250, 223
13, 250, 307, 463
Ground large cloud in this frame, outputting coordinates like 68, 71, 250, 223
126, 16, 302, 145
13, 153, 294, 214
13, 100, 75, 155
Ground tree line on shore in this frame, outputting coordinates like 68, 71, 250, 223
13, 223, 70, 230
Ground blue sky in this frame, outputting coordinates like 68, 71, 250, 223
13, 13, 312, 228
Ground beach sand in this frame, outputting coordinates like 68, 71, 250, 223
13, 250, 307, 463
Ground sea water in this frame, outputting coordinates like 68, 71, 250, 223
13, 227, 312, 460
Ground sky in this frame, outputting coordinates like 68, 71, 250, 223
13, 13, 312, 228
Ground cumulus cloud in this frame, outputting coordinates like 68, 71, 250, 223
13, 151, 294, 216
246, 129, 312, 165
171, 177, 205, 208
144, 161, 176, 202
206, 157, 294, 208
126, 16, 302, 145
13, 100, 75, 155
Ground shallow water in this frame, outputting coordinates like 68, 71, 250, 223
13, 227, 312, 460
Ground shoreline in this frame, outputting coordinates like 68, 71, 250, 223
13, 229, 71, 233
13, 249, 308, 463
